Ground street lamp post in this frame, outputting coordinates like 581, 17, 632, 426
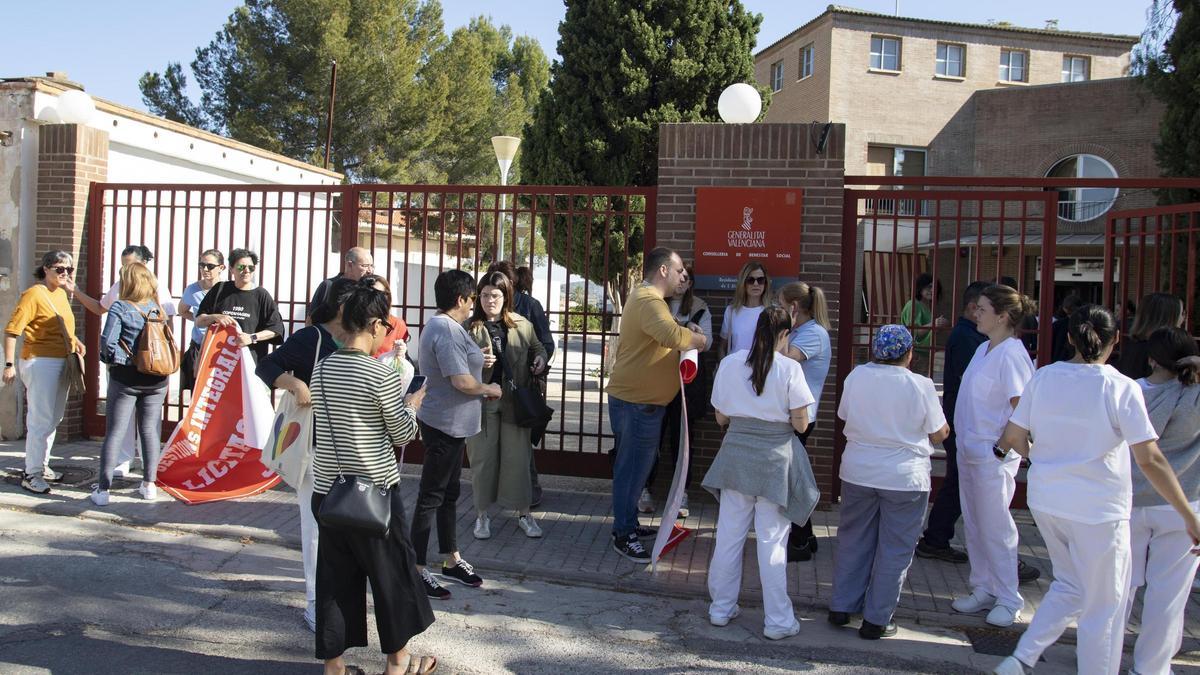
491, 135, 520, 262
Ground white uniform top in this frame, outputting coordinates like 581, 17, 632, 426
711, 350, 813, 423
1011, 362, 1158, 524
953, 337, 1034, 459
838, 363, 947, 492
720, 305, 764, 354
101, 281, 178, 316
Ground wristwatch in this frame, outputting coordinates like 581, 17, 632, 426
4, 362, 12, 368
250, 334, 259, 344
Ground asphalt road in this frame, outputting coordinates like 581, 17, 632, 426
0, 507, 977, 674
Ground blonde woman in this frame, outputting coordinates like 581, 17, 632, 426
777, 281, 832, 561
719, 262, 769, 356
91, 263, 170, 505
466, 271, 548, 540
3, 251, 85, 495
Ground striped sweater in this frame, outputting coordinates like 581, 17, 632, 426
311, 349, 417, 494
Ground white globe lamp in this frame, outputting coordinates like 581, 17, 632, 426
56, 90, 96, 125
717, 83, 762, 124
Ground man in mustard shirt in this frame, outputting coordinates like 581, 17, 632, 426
607, 247, 708, 562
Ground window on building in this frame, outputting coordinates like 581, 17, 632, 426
999, 49, 1028, 82
1045, 154, 1118, 221
870, 36, 901, 71
1062, 55, 1090, 82
866, 145, 927, 215
770, 60, 784, 92
936, 43, 965, 77
799, 43, 815, 80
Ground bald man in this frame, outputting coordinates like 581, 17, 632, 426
307, 247, 374, 315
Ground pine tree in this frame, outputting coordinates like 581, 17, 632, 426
519, 0, 764, 312
1139, 0, 1197, 203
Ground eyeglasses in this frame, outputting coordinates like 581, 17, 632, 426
479, 291, 505, 301
236, 264, 256, 273
746, 276, 767, 285
198, 262, 221, 271
354, 262, 374, 270
52, 266, 74, 275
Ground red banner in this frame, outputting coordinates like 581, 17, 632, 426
157, 324, 279, 504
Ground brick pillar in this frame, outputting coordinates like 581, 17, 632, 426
656, 122, 846, 503
36, 123, 108, 440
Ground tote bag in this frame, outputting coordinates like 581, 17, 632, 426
261, 329, 322, 488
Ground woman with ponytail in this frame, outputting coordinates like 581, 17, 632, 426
992, 308, 1200, 675
777, 281, 832, 561
951, 284, 1037, 628
702, 306, 819, 641
1122, 327, 1200, 675
829, 325, 949, 640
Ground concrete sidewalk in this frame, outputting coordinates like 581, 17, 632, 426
2, 439, 1199, 673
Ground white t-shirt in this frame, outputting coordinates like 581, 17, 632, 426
838, 363, 947, 492
711, 349, 813, 423
1010, 362, 1158, 524
720, 305, 764, 354
954, 337, 1034, 459
788, 320, 831, 418
101, 281, 178, 316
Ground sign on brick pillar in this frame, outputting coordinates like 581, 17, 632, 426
35, 124, 109, 440
656, 122, 845, 504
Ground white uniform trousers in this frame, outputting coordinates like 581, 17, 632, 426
957, 447, 1023, 611
297, 466, 319, 624
1014, 510, 1130, 675
707, 488, 797, 634
1124, 505, 1200, 675
19, 357, 68, 475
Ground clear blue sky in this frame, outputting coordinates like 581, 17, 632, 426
2, 0, 1148, 113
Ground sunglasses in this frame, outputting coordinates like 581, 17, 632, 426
236, 264, 256, 273
198, 262, 221, 271
746, 276, 767, 285
52, 266, 75, 275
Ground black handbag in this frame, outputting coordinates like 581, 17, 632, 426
315, 364, 392, 538
487, 323, 554, 429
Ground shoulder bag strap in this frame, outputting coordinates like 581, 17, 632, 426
312, 326, 323, 373
315, 361, 344, 478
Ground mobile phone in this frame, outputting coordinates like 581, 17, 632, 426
406, 375, 427, 395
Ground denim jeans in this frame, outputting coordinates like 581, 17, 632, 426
98, 373, 167, 491
609, 395, 666, 539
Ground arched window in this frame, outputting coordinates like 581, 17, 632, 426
1045, 154, 1119, 222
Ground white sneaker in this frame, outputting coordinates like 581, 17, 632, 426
763, 621, 801, 640
985, 604, 1021, 627
952, 589, 996, 613
637, 488, 655, 513
112, 461, 132, 478
138, 482, 158, 501
517, 515, 543, 538
678, 493, 690, 519
473, 514, 491, 540
709, 604, 741, 627
992, 656, 1031, 675
89, 487, 110, 506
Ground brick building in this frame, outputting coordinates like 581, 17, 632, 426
754, 5, 1138, 178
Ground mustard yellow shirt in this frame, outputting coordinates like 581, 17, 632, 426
606, 284, 693, 406
5, 285, 76, 359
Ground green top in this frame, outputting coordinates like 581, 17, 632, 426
900, 299, 933, 347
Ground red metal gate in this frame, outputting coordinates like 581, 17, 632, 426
836, 182, 1059, 505
83, 183, 655, 478
1104, 202, 1200, 342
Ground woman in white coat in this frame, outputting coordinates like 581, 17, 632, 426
992, 307, 1200, 675
951, 284, 1035, 627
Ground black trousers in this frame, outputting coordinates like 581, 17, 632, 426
411, 420, 464, 565
919, 430, 962, 548
312, 491, 435, 660
787, 422, 818, 548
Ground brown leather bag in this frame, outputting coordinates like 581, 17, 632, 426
120, 301, 180, 376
